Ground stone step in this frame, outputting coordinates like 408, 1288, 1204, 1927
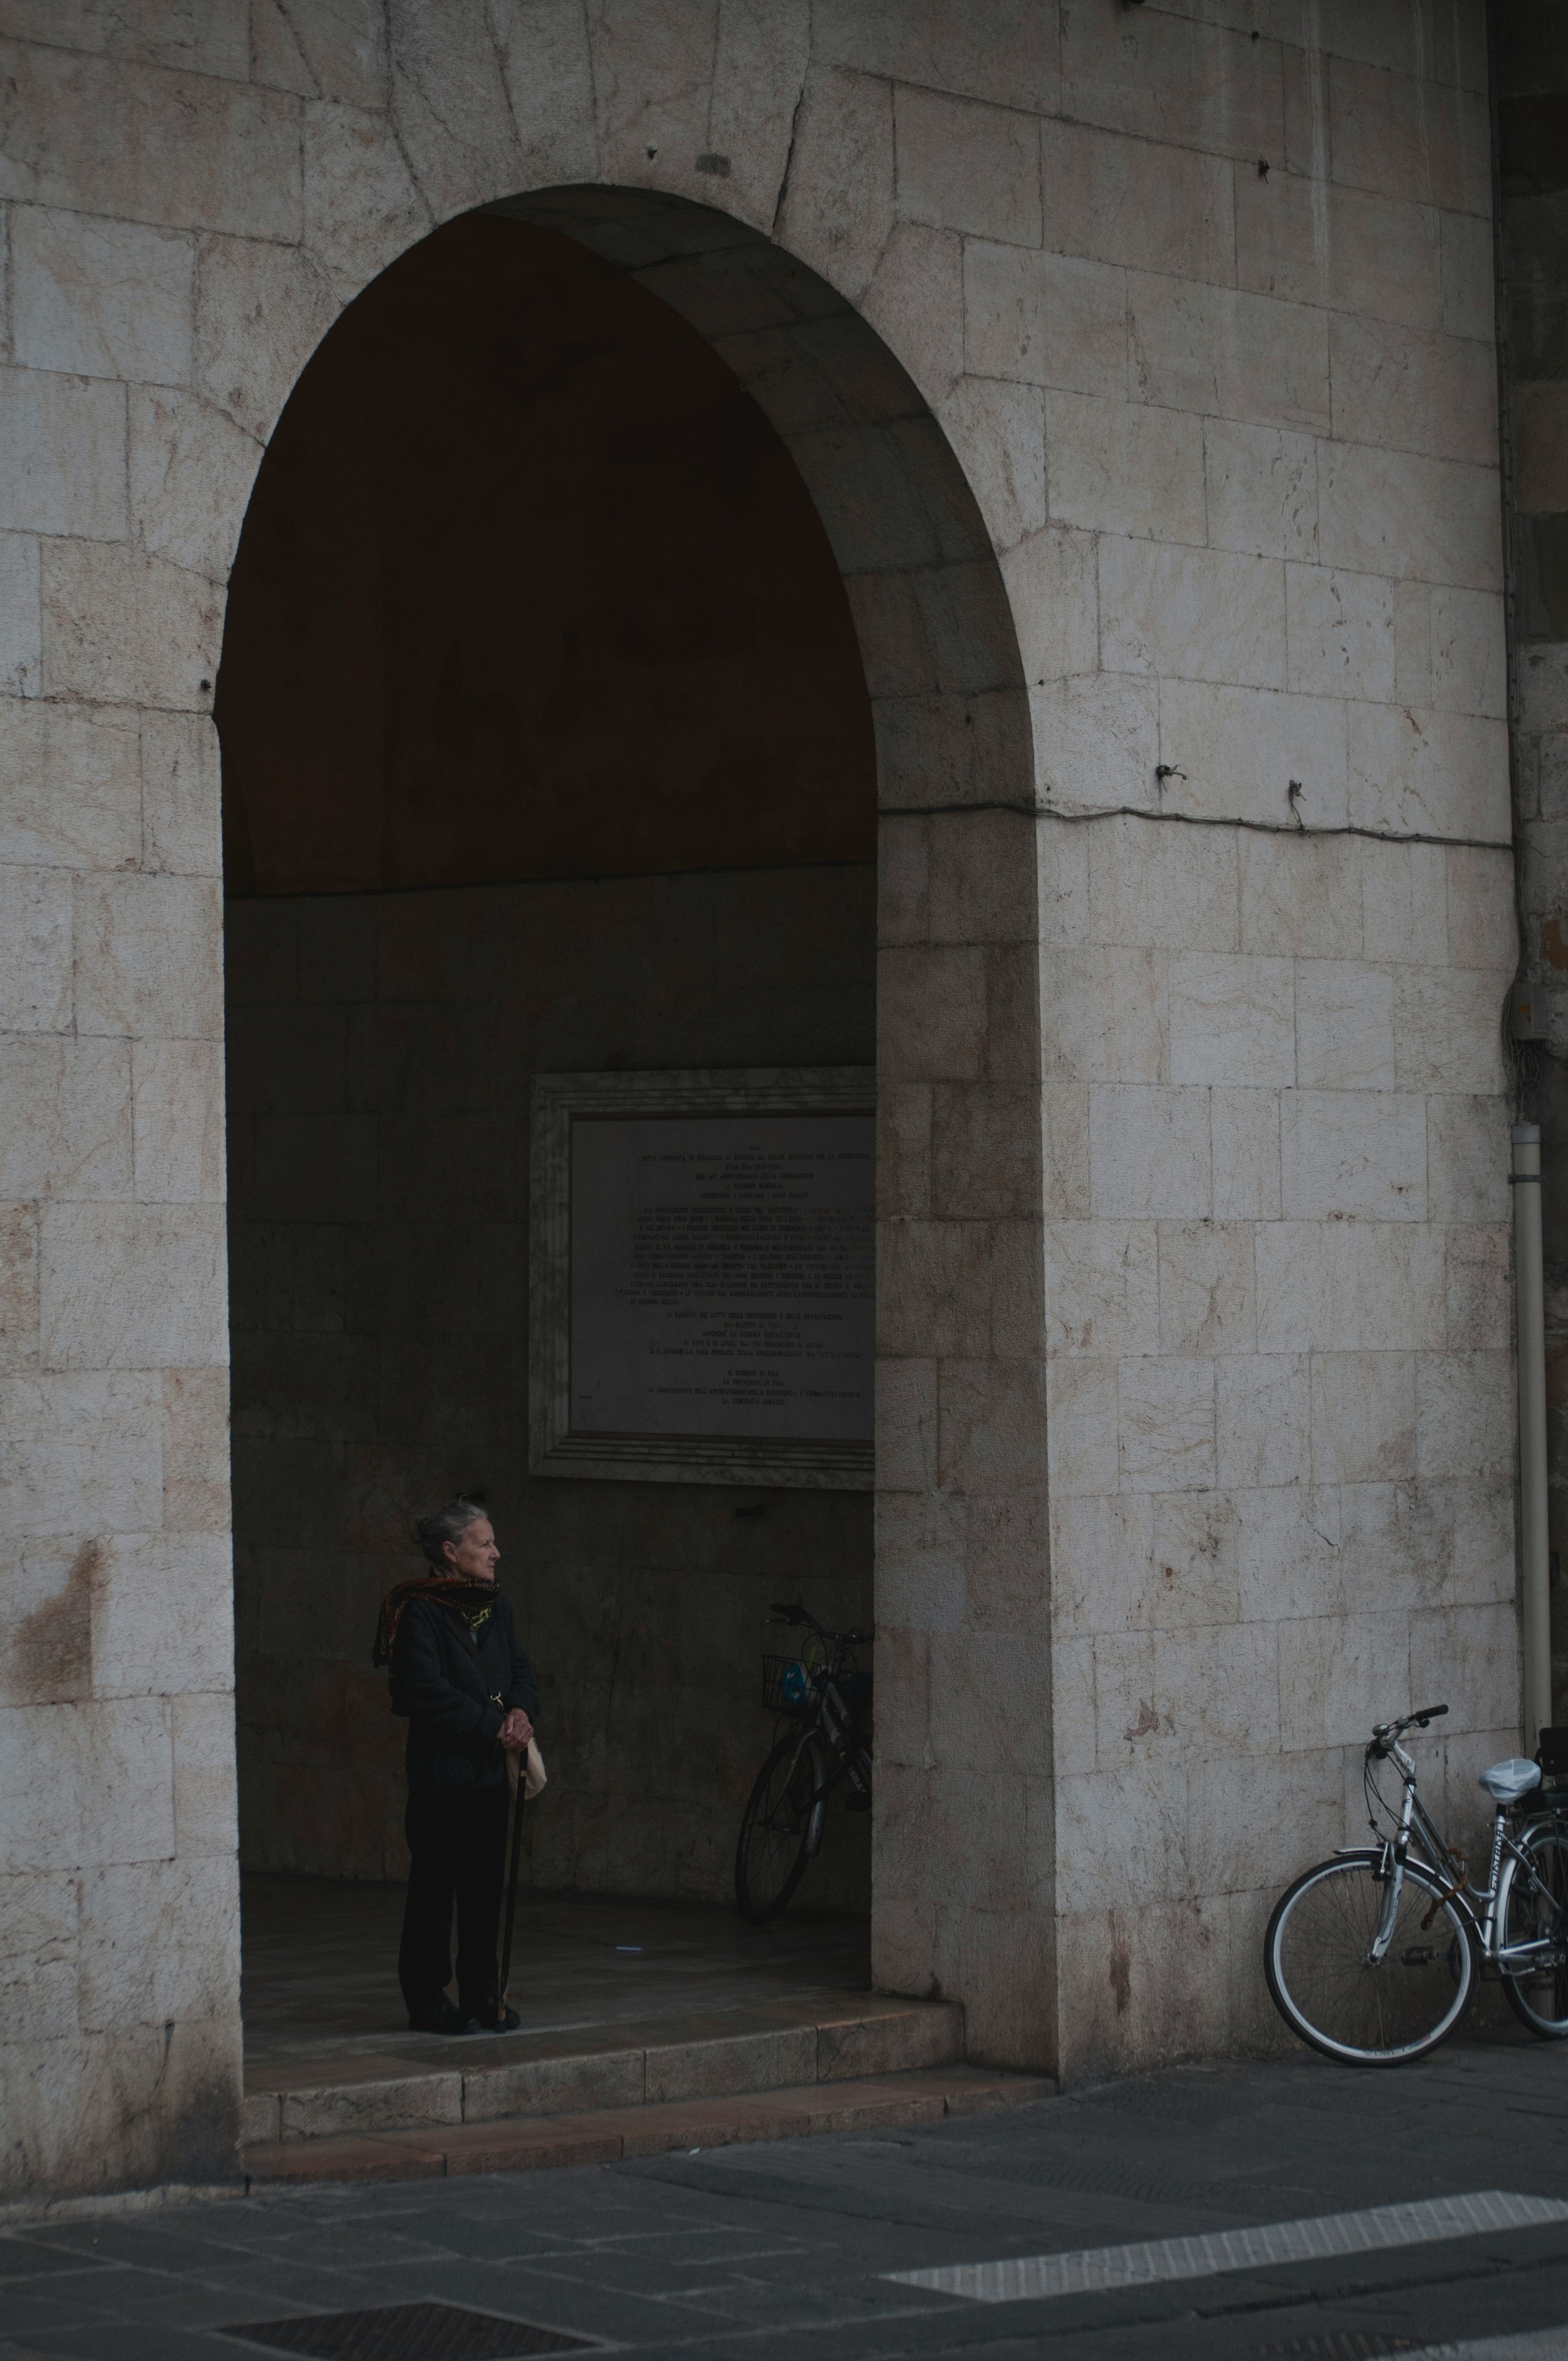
242, 1993, 964, 2147
242, 2061, 1053, 2186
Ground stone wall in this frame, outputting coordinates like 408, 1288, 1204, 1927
227, 863, 875, 1910
0, 0, 1523, 2195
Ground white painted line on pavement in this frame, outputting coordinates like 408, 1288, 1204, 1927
882, 2190, 1568, 2306
1401, 2335, 1568, 2359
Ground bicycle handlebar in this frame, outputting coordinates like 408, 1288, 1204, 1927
770, 1604, 873, 1647
1370, 1702, 1449, 1747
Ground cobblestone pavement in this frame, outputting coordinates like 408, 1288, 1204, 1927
6, 2030, 1568, 2360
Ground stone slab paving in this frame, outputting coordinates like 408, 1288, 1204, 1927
7, 2034, 1568, 2360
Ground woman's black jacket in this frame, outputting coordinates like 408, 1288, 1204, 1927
389, 1592, 539, 1795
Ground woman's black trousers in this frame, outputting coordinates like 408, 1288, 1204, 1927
398, 1785, 509, 2023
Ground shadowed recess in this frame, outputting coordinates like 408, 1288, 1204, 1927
217, 208, 876, 895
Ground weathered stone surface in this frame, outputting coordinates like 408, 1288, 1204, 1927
1168, 954, 1294, 1089
1047, 391, 1205, 542
935, 376, 1046, 553
12, 208, 195, 386
42, 542, 222, 709
1044, 116, 1233, 286
0, 0, 252, 80
1031, 673, 1159, 807
0, 46, 303, 238
1205, 419, 1318, 562
1317, 441, 1502, 589
302, 100, 431, 294
133, 1040, 225, 1204
141, 709, 222, 879
74, 874, 223, 1041
0, 1694, 173, 1875
128, 388, 262, 583
250, 0, 390, 108
0, 363, 127, 541
1281, 1089, 1428, 1220
1060, 2, 1283, 162
775, 67, 893, 303
1292, 52, 1490, 216
0, 0, 1526, 2185
78, 1855, 238, 2038
1099, 541, 1285, 689
0, 1037, 132, 1201
0, 866, 72, 1033
1237, 168, 1442, 330
896, 86, 1041, 249
814, 0, 1060, 115
861, 223, 963, 410
966, 243, 1126, 398
194, 236, 341, 445
1286, 565, 1395, 702
1159, 681, 1349, 829
0, 531, 42, 698
40, 1201, 228, 1369
1128, 275, 1330, 434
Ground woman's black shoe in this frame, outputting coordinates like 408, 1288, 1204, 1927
467, 2003, 521, 2033
408, 2000, 472, 2036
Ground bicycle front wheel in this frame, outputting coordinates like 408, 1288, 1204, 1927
1265, 1853, 1474, 2065
1499, 1819, 1568, 2039
735, 1733, 824, 1925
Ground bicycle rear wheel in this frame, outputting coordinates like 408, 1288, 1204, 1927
735, 1732, 824, 1925
1265, 1853, 1473, 2065
1499, 1819, 1568, 2038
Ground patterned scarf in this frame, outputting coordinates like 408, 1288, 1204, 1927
372, 1575, 502, 1667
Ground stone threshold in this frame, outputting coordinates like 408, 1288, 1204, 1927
242, 1992, 963, 2145
241, 2063, 1053, 2186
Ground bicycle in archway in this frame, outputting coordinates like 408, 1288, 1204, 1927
734, 1604, 873, 1924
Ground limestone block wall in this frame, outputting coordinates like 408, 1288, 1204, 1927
992, 3, 1517, 2074
0, 0, 1524, 2193
227, 863, 875, 1911
0, 207, 240, 2194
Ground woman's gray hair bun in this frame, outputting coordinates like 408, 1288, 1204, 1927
415, 1495, 487, 1570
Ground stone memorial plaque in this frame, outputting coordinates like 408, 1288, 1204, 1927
530, 1069, 874, 1487
569, 1113, 873, 1443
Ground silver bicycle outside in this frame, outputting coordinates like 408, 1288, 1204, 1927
1265, 1703, 1568, 2065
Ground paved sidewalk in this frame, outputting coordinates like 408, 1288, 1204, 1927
6, 2027, 1568, 2359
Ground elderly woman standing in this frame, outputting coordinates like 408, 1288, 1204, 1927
372, 1498, 539, 2036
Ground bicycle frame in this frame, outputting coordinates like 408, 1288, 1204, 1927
1355, 1734, 1567, 1973
770, 1608, 872, 1810
782, 1664, 871, 1805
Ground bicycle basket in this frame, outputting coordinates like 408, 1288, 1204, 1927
761, 1653, 812, 1715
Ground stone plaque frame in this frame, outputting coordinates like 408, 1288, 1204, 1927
529, 1068, 876, 1489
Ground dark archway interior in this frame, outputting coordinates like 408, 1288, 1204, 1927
219, 211, 875, 895
221, 208, 877, 1909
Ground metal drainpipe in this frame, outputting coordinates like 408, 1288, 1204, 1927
1514, 1122, 1551, 1748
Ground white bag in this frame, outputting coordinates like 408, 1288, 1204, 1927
507, 1737, 547, 1801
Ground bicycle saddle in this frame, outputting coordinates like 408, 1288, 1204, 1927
1478, 1757, 1543, 1802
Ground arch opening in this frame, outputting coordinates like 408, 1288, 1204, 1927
221, 187, 1046, 2076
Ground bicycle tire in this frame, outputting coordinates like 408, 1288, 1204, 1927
735, 1732, 824, 1925
1264, 1851, 1474, 2065
1499, 1818, 1568, 2039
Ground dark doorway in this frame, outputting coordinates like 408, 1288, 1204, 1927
220, 209, 878, 1944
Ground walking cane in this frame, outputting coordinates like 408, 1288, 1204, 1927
496, 1745, 529, 2023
